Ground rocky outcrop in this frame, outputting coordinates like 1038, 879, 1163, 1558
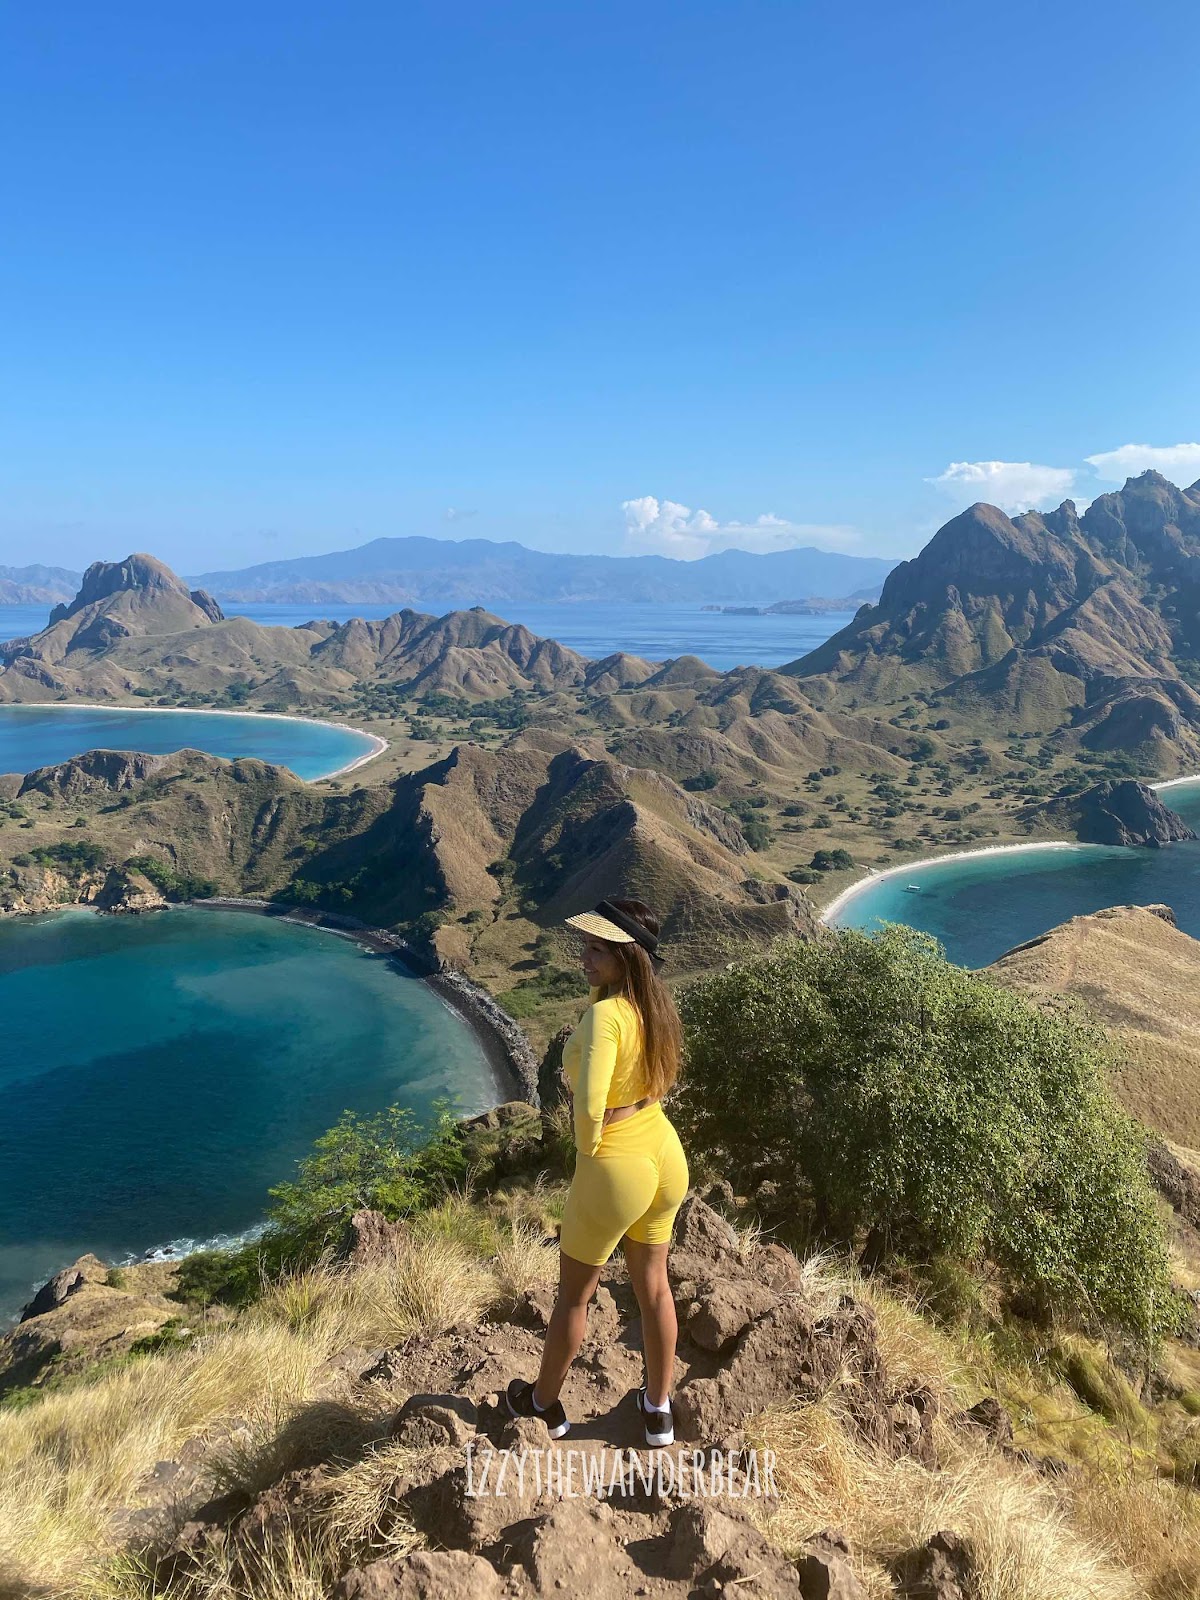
19, 1253, 109, 1321
148, 1199, 952, 1599
93, 864, 169, 913
2, 1255, 179, 1396
1019, 778, 1196, 846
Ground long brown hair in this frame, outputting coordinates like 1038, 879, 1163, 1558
598, 897, 682, 1100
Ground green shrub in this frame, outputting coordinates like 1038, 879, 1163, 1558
27, 839, 109, 873
810, 848, 854, 872
176, 1099, 474, 1303
674, 924, 1179, 1343
125, 855, 218, 901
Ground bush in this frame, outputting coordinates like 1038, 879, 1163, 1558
27, 839, 110, 873
740, 817, 772, 851
125, 855, 218, 901
683, 768, 720, 792
176, 1099, 474, 1303
810, 848, 854, 872
674, 924, 1179, 1343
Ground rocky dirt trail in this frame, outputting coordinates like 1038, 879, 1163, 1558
136, 1198, 982, 1599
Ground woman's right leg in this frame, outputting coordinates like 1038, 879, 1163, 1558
534, 1248, 603, 1408
621, 1236, 677, 1410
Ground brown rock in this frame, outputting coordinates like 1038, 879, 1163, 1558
391, 1394, 479, 1448
682, 1278, 778, 1352
893, 1529, 975, 1599
955, 1395, 1013, 1448
512, 1499, 639, 1597
20, 1253, 109, 1320
346, 1209, 411, 1265
674, 1297, 888, 1445
666, 1500, 804, 1594
335, 1549, 508, 1600
797, 1526, 866, 1598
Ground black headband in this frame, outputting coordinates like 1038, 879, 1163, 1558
596, 899, 664, 965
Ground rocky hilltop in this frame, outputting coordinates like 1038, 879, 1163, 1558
0, 555, 655, 708
0, 738, 817, 990
1018, 778, 1197, 847
788, 472, 1200, 759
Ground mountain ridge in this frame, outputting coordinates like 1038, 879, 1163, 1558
188, 534, 896, 605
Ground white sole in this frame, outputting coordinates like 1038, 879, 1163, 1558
506, 1390, 570, 1438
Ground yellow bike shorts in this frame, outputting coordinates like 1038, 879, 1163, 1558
559, 1102, 690, 1266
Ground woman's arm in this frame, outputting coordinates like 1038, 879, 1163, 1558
572, 999, 621, 1157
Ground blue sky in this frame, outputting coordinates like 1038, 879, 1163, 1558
2, 0, 1198, 573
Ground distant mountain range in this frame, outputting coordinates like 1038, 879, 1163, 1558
188, 536, 896, 606
0, 564, 81, 604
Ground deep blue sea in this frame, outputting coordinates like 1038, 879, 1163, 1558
830, 780, 1200, 968
0, 705, 378, 782
0, 600, 853, 673
0, 908, 498, 1321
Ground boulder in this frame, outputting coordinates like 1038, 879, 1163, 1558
335, 1550, 508, 1600
345, 1209, 411, 1266
954, 1395, 1013, 1448
796, 1529, 865, 1599
94, 865, 169, 913
20, 1253, 109, 1321
682, 1278, 778, 1352
666, 1500, 805, 1594
674, 1296, 889, 1444
893, 1530, 976, 1599
391, 1394, 479, 1448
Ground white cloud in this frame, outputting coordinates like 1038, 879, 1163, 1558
925, 460, 1076, 514
1084, 442, 1200, 487
620, 495, 858, 559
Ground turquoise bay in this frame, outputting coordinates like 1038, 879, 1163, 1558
0, 705, 380, 783
830, 781, 1200, 967
0, 908, 497, 1321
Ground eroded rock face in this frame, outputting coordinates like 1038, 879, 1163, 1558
2, 1256, 177, 1395
93, 865, 169, 913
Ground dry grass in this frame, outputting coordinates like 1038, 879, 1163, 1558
6, 1204, 1200, 1600
0, 1224, 530, 1598
747, 1396, 1138, 1600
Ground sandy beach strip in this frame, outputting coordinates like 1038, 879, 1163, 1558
819, 839, 1088, 926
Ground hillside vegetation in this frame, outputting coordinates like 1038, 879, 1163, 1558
6, 928, 1200, 1599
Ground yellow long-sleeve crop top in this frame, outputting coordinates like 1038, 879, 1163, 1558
560, 986, 648, 1157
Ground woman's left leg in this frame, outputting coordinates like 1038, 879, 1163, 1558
533, 1249, 604, 1408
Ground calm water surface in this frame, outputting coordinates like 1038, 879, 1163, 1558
0, 705, 377, 782
831, 781, 1200, 967
0, 908, 498, 1321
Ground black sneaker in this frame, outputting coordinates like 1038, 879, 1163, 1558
636, 1386, 674, 1447
505, 1378, 570, 1439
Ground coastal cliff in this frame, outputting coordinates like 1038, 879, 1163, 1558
1018, 778, 1197, 847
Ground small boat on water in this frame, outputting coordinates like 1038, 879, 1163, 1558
904, 884, 921, 892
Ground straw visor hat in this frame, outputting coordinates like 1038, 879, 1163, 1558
564, 899, 664, 967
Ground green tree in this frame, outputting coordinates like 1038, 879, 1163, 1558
674, 925, 1178, 1343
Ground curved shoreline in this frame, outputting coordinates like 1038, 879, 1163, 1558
0, 701, 388, 782
193, 897, 539, 1106
820, 771, 1200, 927
819, 839, 1088, 925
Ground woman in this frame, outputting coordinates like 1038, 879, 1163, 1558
506, 897, 690, 1447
